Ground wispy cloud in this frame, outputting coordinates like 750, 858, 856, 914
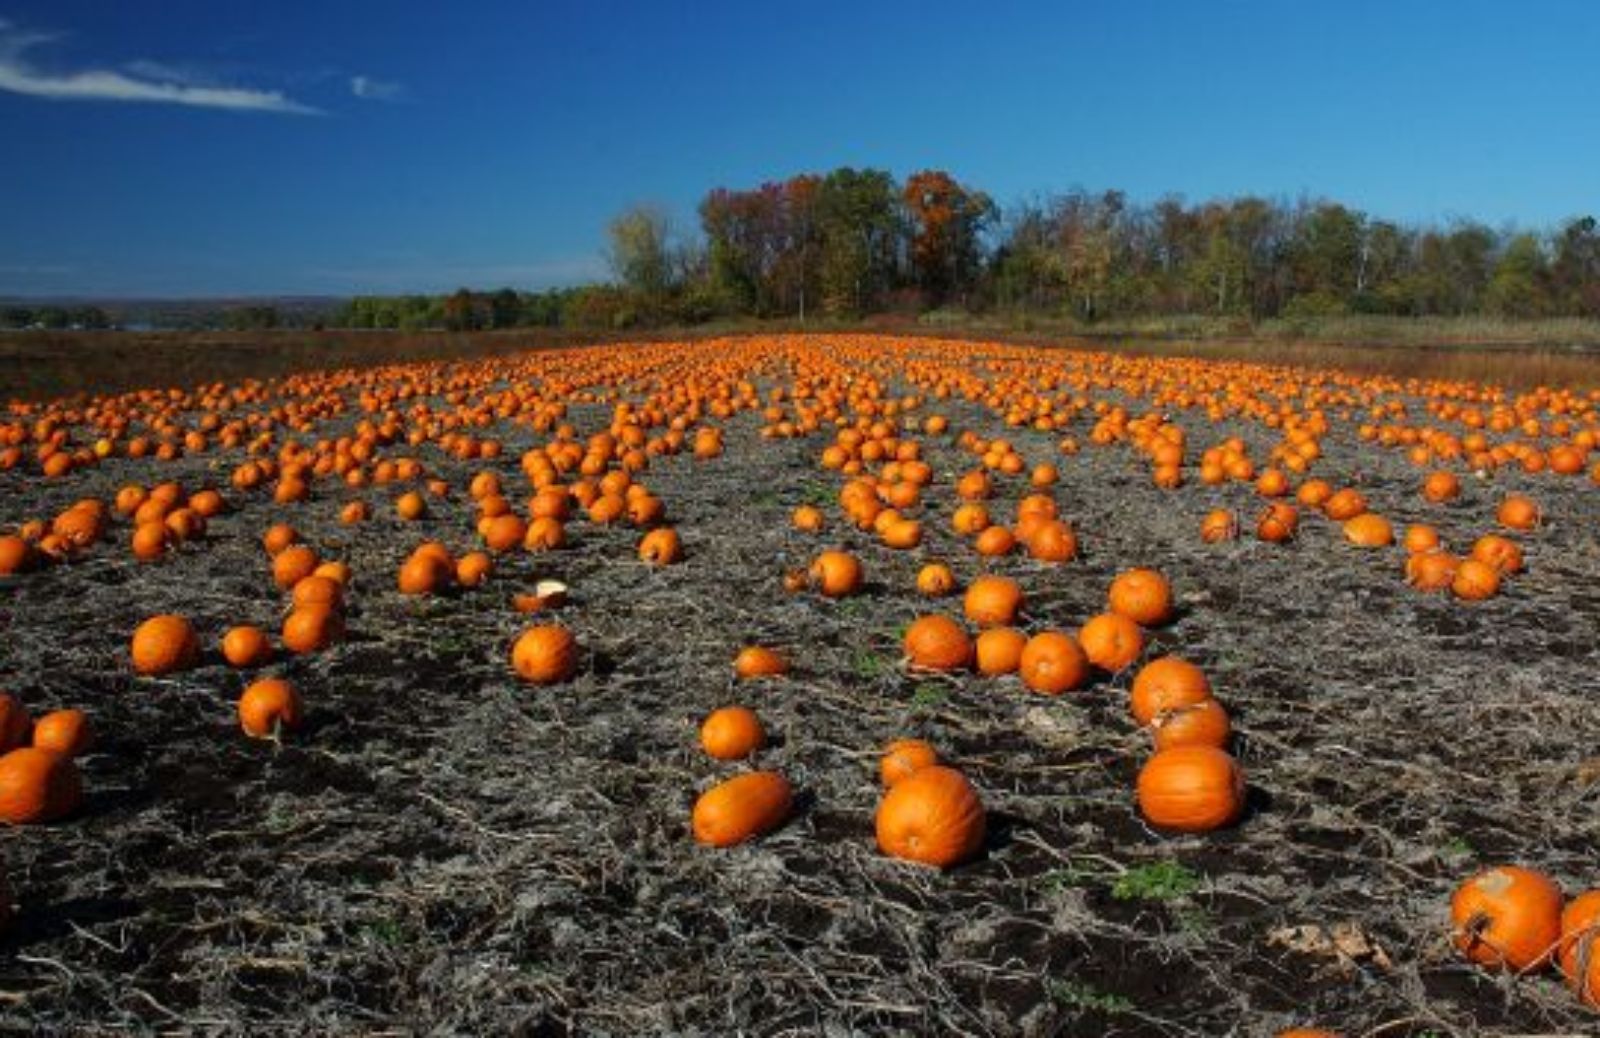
350, 74, 403, 102
0, 19, 319, 114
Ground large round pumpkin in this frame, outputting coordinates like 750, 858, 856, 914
875, 765, 985, 868
1136, 746, 1245, 832
1078, 612, 1144, 672
1107, 568, 1173, 627
692, 771, 793, 847
1130, 657, 1213, 726
1018, 631, 1088, 695
962, 575, 1022, 627
1450, 865, 1563, 972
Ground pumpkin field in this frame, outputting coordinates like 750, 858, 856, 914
3, 332, 1600, 1036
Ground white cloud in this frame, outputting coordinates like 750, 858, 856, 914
0, 21, 318, 114
350, 75, 403, 101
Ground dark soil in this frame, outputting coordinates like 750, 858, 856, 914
1, 335, 1598, 1036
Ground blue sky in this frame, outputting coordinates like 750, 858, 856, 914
1, 1, 1597, 298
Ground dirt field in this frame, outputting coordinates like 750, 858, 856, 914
2, 334, 1598, 1036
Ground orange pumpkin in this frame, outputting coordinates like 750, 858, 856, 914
511, 625, 579, 684
221, 625, 274, 668
1450, 865, 1563, 972
1107, 568, 1173, 627
1405, 551, 1459, 592
0, 747, 82, 824
1130, 657, 1212, 726
1078, 612, 1144, 672
1342, 512, 1394, 548
1199, 509, 1237, 543
130, 615, 200, 676
875, 765, 985, 868
31, 709, 91, 758
903, 615, 972, 672
880, 738, 938, 787
700, 706, 766, 760
638, 527, 683, 564
1558, 889, 1600, 1006
1018, 631, 1088, 695
1151, 698, 1231, 751
281, 605, 344, 654
1497, 494, 1540, 531
974, 627, 1028, 676
692, 771, 793, 846
1136, 746, 1246, 832
808, 550, 862, 597
238, 678, 303, 738
733, 646, 788, 679
1451, 559, 1501, 601
963, 574, 1022, 627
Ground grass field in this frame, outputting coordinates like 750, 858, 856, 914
2, 332, 1598, 1035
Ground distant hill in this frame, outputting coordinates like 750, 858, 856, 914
0, 296, 348, 330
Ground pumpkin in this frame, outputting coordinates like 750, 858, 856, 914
512, 579, 569, 613
699, 706, 765, 760
1199, 509, 1237, 543
1451, 559, 1501, 601
963, 575, 1022, 627
1107, 568, 1173, 627
524, 516, 566, 550
1027, 519, 1078, 562
1558, 889, 1600, 1006
809, 550, 863, 597
130, 521, 170, 561
1130, 657, 1213, 725
1497, 494, 1540, 531
448, 551, 488, 587
692, 771, 793, 847
131, 614, 199, 676
482, 514, 527, 553
734, 646, 788, 679
1018, 631, 1088, 695
262, 524, 300, 555
951, 502, 990, 536
875, 765, 985, 868
511, 625, 579, 684
220, 625, 274, 668
1405, 551, 1459, 592
903, 615, 972, 672
0, 747, 82, 824
0, 535, 34, 575
972, 526, 1016, 557
1078, 612, 1144, 672
638, 527, 683, 564
1403, 523, 1441, 554
281, 605, 343, 654
880, 738, 938, 787
238, 678, 303, 739
1322, 488, 1367, 521
291, 575, 344, 611
31, 709, 91, 758
0, 694, 32, 752
1342, 512, 1394, 548
272, 545, 319, 590
1256, 502, 1298, 542
398, 553, 450, 595
792, 504, 824, 532
395, 491, 427, 520
1151, 698, 1230, 751
1450, 865, 1563, 972
1470, 534, 1523, 574
1422, 470, 1461, 503
1136, 745, 1246, 832
974, 627, 1028, 676
915, 563, 956, 597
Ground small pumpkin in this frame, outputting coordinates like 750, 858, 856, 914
0, 747, 82, 824
1405, 551, 1459, 592
1422, 470, 1461, 503
974, 627, 1028, 676
1136, 746, 1246, 832
638, 527, 683, 564
238, 678, 303, 739
734, 646, 788, 679
1451, 559, 1501, 601
809, 550, 863, 597
915, 562, 956, 597
875, 765, 986, 869
282, 605, 344, 654
1130, 657, 1213, 726
31, 709, 91, 758
1497, 494, 1541, 531
880, 738, 938, 787
1018, 631, 1088, 695
1199, 509, 1238, 543
1150, 698, 1231, 751
700, 706, 765, 760
1256, 502, 1298, 543
692, 771, 793, 847
1078, 612, 1144, 673
1107, 568, 1173, 627
272, 544, 319, 590
131, 615, 200, 676
511, 625, 579, 684
1342, 512, 1394, 548
903, 615, 972, 672
1450, 865, 1562, 972
963, 575, 1022, 627
221, 625, 274, 668
791, 505, 824, 532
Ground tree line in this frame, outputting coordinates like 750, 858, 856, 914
327, 169, 1600, 331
